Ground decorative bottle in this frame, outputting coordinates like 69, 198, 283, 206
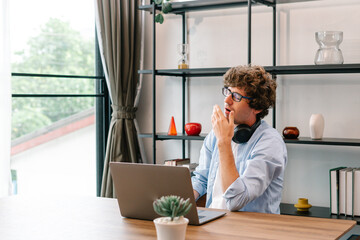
314, 31, 344, 65
309, 114, 325, 139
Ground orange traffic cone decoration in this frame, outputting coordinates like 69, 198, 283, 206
167, 116, 177, 136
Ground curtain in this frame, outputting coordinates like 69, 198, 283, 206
0, 0, 12, 197
95, 0, 143, 198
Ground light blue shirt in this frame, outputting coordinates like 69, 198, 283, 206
191, 120, 287, 214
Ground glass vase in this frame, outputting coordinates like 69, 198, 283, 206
314, 31, 344, 65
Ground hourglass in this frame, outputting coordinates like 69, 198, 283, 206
178, 43, 189, 69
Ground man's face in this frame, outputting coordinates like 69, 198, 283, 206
223, 86, 259, 126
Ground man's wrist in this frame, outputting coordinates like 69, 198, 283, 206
217, 139, 232, 149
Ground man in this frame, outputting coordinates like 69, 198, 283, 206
191, 65, 287, 214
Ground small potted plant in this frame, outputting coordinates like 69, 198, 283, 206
153, 195, 192, 240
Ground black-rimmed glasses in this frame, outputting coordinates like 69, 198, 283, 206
222, 87, 253, 102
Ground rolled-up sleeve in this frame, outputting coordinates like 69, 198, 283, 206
223, 134, 286, 211
191, 132, 215, 200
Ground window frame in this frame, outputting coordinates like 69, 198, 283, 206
11, 34, 111, 197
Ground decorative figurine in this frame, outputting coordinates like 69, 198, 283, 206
294, 198, 312, 212
168, 116, 177, 136
185, 122, 202, 136
309, 114, 325, 139
282, 126, 300, 139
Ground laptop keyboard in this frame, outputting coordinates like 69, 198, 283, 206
197, 210, 206, 219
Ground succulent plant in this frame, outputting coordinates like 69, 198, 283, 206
154, 0, 172, 24
153, 195, 192, 221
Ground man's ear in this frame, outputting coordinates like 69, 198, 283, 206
253, 109, 262, 115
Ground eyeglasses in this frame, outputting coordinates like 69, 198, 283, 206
222, 87, 253, 102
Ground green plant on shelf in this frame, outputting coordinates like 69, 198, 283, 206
153, 195, 192, 221
154, 0, 172, 24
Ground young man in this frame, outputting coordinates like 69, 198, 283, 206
191, 65, 287, 214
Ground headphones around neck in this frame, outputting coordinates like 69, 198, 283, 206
232, 119, 261, 144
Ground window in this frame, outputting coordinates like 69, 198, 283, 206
10, 0, 108, 196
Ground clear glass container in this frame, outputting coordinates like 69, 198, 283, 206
177, 44, 189, 69
314, 31, 344, 65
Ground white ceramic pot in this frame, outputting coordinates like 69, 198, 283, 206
153, 216, 189, 240
309, 114, 325, 139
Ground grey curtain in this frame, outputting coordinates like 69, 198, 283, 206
95, 0, 143, 198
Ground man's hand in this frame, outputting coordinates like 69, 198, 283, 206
211, 104, 234, 146
212, 104, 239, 192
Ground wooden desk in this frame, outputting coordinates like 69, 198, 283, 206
0, 196, 355, 240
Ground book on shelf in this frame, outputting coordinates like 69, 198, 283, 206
339, 168, 352, 215
330, 166, 346, 215
164, 158, 198, 172
164, 158, 190, 166
354, 168, 360, 216
346, 168, 354, 216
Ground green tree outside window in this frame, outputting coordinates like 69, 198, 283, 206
12, 18, 95, 140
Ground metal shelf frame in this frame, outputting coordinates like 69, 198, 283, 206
284, 137, 360, 147
138, 133, 207, 141
149, 3, 190, 163
138, 64, 360, 77
139, 0, 320, 13
139, 0, 360, 162
139, 0, 360, 222
140, 0, 277, 164
139, 133, 360, 147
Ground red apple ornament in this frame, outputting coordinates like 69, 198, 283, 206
185, 123, 202, 136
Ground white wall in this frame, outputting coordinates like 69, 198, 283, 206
11, 125, 96, 196
137, 0, 360, 207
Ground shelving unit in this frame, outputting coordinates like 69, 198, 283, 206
138, 0, 360, 223
138, 64, 360, 148
139, 0, 278, 163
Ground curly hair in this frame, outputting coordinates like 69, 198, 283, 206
223, 65, 276, 119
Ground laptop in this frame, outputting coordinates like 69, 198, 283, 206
109, 162, 226, 225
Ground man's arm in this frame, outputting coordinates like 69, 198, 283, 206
211, 105, 239, 192
218, 139, 239, 192
191, 132, 216, 204
222, 134, 287, 211
193, 190, 199, 200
